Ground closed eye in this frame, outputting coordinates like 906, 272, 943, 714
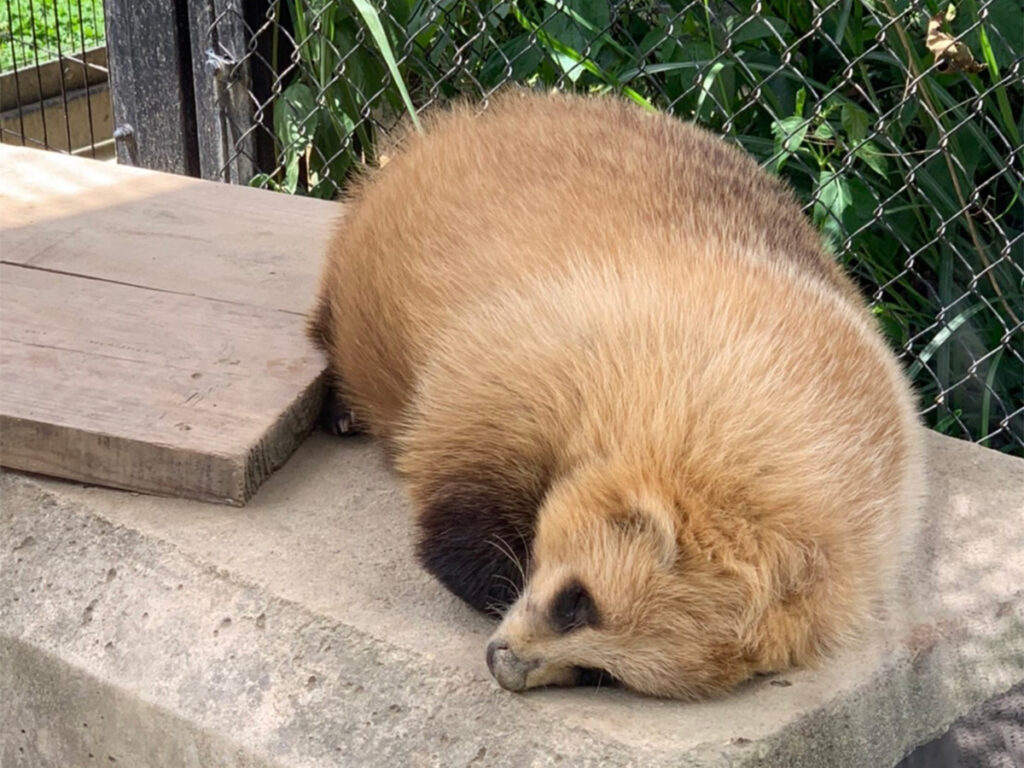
550, 579, 600, 633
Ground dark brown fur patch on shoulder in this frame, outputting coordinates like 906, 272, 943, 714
416, 480, 543, 615
305, 295, 364, 436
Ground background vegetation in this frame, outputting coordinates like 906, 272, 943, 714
0, 0, 105, 72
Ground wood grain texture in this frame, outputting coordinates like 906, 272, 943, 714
0, 145, 339, 312
186, 0, 258, 184
0, 147, 336, 504
103, 0, 195, 173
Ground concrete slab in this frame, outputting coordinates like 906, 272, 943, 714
2, 429, 1022, 767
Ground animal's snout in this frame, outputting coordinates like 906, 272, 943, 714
485, 639, 507, 675
486, 639, 536, 692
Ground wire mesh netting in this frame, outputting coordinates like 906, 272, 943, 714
203, 0, 1022, 454
0, 0, 112, 157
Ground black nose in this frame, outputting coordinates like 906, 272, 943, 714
486, 639, 509, 675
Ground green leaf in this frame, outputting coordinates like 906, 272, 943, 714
771, 116, 810, 172
978, 347, 1005, 445
907, 304, 987, 379
619, 60, 712, 82
695, 62, 726, 119
813, 122, 835, 140
813, 169, 853, 240
282, 154, 301, 195
872, 304, 910, 347
248, 173, 282, 192
980, 0, 1024, 73
273, 82, 317, 151
841, 103, 870, 143
538, 0, 619, 58
480, 34, 544, 85
854, 141, 889, 178
273, 82, 318, 194
932, 409, 963, 435
509, 4, 653, 109
349, 0, 421, 131
843, 177, 879, 231
724, 15, 790, 45
972, 6, 1022, 147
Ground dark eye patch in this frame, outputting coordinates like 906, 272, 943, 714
549, 579, 600, 634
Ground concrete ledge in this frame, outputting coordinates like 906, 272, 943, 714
2, 430, 1022, 767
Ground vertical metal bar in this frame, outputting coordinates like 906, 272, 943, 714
3, 0, 28, 146
26, 0, 51, 149
73, 0, 98, 156
50, 0, 75, 152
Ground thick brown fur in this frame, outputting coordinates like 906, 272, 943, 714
308, 89, 923, 699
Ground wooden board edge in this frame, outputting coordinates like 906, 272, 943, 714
241, 371, 328, 503
0, 415, 247, 506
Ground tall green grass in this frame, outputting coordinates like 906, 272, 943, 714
0, 0, 105, 72
258, 0, 1023, 454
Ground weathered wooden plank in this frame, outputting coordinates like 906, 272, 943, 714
0, 145, 337, 312
0, 146, 337, 504
1, 83, 113, 154
0, 47, 109, 112
0, 263, 325, 504
186, 0, 260, 183
103, 0, 197, 173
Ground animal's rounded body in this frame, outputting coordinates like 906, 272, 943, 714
309, 90, 922, 699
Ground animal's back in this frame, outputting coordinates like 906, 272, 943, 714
311, 90, 860, 438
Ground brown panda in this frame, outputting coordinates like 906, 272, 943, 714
307, 89, 923, 699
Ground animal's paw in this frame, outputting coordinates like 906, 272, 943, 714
320, 391, 361, 436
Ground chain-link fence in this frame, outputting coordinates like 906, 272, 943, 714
202, 0, 1022, 455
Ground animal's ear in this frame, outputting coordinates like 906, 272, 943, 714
609, 505, 678, 569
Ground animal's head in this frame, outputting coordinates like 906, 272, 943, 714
486, 461, 827, 698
